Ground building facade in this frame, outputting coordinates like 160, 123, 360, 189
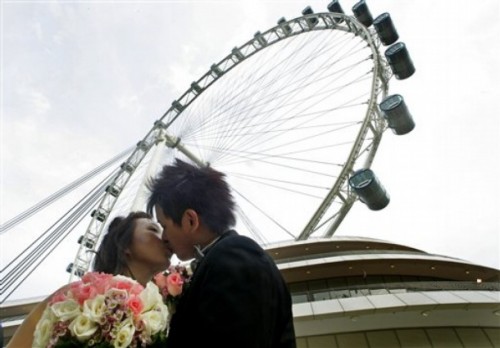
268, 237, 500, 347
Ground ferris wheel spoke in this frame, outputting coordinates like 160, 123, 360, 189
232, 187, 295, 239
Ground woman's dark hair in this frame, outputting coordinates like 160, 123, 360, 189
147, 159, 236, 235
92, 211, 151, 274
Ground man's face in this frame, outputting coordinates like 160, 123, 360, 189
155, 205, 194, 261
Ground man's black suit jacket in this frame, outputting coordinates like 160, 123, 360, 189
166, 230, 296, 347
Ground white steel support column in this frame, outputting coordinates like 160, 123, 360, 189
130, 133, 167, 211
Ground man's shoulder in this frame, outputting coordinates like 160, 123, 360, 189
205, 231, 279, 273
215, 230, 264, 252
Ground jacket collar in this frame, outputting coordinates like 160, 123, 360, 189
190, 230, 236, 273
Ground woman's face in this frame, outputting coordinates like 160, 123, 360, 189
127, 217, 172, 272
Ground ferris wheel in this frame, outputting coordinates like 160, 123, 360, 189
68, 1, 416, 279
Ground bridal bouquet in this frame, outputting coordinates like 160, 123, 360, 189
33, 272, 169, 348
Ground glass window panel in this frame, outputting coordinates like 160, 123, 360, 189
312, 291, 331, 302
337, 333, 369, 348
308, 279, 328, 291
328, 277, 347, 288
366, 331, 400, 348
359, 288, 370, 296
456, 328, 493, 347
296, 337, 308, 348
370, 288, 389, 296
347, 276, 365, 286
331, 289, 350, 299
292, 293, 309, 304
389, 289, 407, 294
384, 275, 402, 283
483, 328, 500, 347
426, 328, 462, 346
366, 275, 384, 285
289, 282, 308, 292
396, 329, 431, 347
308, 335, 338, 348
349, 289, 370, 297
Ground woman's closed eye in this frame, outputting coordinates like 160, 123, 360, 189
148, 224, 162, 235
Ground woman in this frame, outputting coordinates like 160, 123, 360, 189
7, 211, 171, 347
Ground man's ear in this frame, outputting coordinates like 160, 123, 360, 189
183, 209, 200, 231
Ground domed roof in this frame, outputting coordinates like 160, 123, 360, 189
265, 237, 500, 283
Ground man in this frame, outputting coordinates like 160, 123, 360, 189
147, 158, 296, 348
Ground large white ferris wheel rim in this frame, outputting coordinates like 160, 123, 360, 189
70, 12, 390, 280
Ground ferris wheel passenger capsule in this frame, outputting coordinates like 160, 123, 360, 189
77, 235, 95, 249
327, 0, 344, 23
302, 6, 319, 28
349, 169, 390, 210
91, 209, 107, 222
191, 81, 203, 94
136, 140, 150, 151
385, 42, 415, 80
277, 17, 292, 36
66, 263, 85, 277
254, 31, 268, 47
352, 0, 373, 27
232, 47, 245, 62
105, 185, 121, 197
120, 162, 136, 173
380, 94, 415, 135
210, 64, 223, 77
373, 13, 399, 46
172, 100, 184, 112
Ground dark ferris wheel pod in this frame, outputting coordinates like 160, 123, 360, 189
70, 7, 416, 278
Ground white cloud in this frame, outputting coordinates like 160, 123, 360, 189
29, 90, 51, 115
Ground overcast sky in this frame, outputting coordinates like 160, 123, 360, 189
1, 0, 499, 301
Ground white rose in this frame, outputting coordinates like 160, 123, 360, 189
50, 299, 81, 321
140, 304, 168, 336
113, 318, 135, 348
32, 307, 56, 348
83, 294, 106, 322
105, 288, 129, 301
68, 314, 98, 342
113, 274, 137, 284
139, 282, 163, 311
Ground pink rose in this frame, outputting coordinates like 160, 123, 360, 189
69, 281, 84, 299
166, 273, 184, 297
153, 273, 169, 289
113, 279, 133, 291
49, 288, 69, 305
81, 272, 112, 283
71, 283, 98, 305
82, 272, 113, 294
127, 295, 144, 316
113, 279, 144, 294
129, 283, 144, 296
70, 280, 84, 290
